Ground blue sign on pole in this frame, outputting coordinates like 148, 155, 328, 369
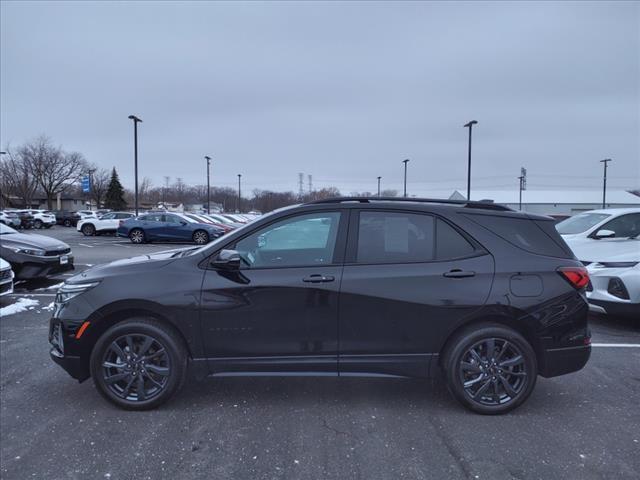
81, 176, 91, 193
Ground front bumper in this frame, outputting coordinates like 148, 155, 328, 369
49, 318, 90, 382
12, 254, 74, 280
588, 299, 640, 319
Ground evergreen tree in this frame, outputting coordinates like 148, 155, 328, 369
104, 167, 127, 210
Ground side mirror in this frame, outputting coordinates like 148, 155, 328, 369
180, 221, 188, 226
211, 249, 242, 270
593, 229, 615, 239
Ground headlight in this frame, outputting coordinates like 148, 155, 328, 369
55, 281, 100, 303
6, 246, 46, 256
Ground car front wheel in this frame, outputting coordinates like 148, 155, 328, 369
443, 324, 537, 415
129, 228, 145, 244
81, 224, 96, 236
192, 230, 209, 245
90, 319, 188, 410
34, 219, 43, 229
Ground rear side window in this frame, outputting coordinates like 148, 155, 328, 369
357, 212, 435, 263
465, 214, 570, 257
436, 219, 476, 259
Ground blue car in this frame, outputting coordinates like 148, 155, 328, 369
117, 212, 224, 245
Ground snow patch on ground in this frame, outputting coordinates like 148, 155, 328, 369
0, 298, 40, 317
41, 302, 55, 312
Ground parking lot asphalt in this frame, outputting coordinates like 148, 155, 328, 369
1, 226, 639, 479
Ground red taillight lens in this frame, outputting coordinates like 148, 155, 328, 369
558, 266, 590, 289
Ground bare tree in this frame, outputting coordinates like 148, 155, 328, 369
88, 167, 110, 209
1, 147, 40, 208
22, 136, 87, 209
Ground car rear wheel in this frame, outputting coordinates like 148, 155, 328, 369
443, 324, 537, 414
129, 228, 145, 244
90, 319, 188, 410
192, 230, 209, 245
33, 219, 43, 229
63, 219, 72, 227
81, 224, 96, 236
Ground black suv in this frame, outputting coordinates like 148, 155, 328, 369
54, 210, 82, 227
50, 198, 591, 414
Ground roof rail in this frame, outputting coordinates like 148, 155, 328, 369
304, 196, 513, 211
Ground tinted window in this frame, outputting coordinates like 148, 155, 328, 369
436, 219, 475, 259
114, 213, 132, 219
465, 214, 569, 257
357, 212, 434, 263
556, 213, 610, 234
597, 213, 640, 238
164, 214, 183, 224
140, 214, 162, 222
234, 212, 341, 268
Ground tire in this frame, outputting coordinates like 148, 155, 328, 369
34, 219, 43, 229
63, 219, 72, 227
442, 324, 537, 415
81, 223, 96, 236
90, 318, 188, 410
192, 230, 209, 245
129, 228, 145, 244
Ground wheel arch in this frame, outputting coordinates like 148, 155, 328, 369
438, 313, 540, 368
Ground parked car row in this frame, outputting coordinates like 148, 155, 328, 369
0, 210, 56, 229
556, 208, 640, 319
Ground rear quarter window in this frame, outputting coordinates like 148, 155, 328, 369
464, 214, 572, 258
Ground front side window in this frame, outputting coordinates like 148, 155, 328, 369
164, 214, 183, 224
597, 213, 640, 238
140, 214, 162, 222
234, 212, 341, 268
357, 212, 435, 263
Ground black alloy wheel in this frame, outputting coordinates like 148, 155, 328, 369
443, 325, 537, 414
90, 319, 187, 410
101, 334, 170, 402
63, 219, 72, 227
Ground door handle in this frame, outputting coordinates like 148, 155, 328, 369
302, 274, 335, 283
443, 269, 476, 278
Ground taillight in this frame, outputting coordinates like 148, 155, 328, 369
558, 266, 590, 289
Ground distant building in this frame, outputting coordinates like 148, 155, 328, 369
447, 189, 640, 215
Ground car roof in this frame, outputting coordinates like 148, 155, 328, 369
572, 208, 640, 215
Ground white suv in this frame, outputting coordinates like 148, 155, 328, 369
27, 210, 56, 229
77, 212, 135, 236
0, 258, 14, 296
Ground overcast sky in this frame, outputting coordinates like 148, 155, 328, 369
1, 1, 638, 201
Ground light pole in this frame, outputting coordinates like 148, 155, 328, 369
518, 167, 527, 211
205, 155, 211, 214
127, 115, 142, 215
464, 120, 478, 200
402, 159, 409, 197
377, 176, 381, 197
237, 174, 242, 213
600, 158, 612, 209
87, 168, 96, 210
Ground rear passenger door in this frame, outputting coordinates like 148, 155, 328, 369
338, 210, 494, 378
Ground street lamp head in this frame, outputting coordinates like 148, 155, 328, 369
0, 151, 6, 155
600, 158, 612, 163
128, 115, 142, 123
205, 155, 211, 162
402, 159, 410, 164
238, 174, 242, 178
377, 176, 382, 180
464, 120, 478, 128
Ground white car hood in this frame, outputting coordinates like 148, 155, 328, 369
566, 239, 640, 263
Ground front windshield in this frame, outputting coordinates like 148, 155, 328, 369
556, 213, 610, 235
0, 223, 18, 234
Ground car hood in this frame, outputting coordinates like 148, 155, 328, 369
0, 232, 70, 250
566, 238, 640, 263
71, 247, 198, 281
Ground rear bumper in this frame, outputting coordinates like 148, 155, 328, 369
538, 344, 591, 378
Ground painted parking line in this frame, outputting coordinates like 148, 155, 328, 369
592, 343, 640, 348
77, 243, 94, 248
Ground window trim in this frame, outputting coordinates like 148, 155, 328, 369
203, 209, 350, 271
345, 209, 485, 266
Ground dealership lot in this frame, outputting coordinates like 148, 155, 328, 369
1, 227, 639, 479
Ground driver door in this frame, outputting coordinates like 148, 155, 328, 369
199, 210, 347, 375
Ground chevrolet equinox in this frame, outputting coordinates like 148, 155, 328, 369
50, 197, 591, 414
